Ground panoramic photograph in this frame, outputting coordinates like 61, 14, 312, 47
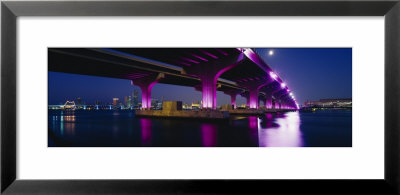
48, 48, 352, 147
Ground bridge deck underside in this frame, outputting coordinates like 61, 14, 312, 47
48, 49, 242, 92
48, 48, 296, 108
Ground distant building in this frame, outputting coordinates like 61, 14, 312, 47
191, 102, 200, 109
304, 98, 352, 108
151, 99, 159, 108
132, 90, 139, 107
112, 98, 119, 106
124, 96, 132, 107
182, 103, 191, 109
76, 97, 82, 106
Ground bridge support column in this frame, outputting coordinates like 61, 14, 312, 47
223, 89, 243, 109
131, 73, 164, 109
238, 79, 272, 109
200, 72, 218, 109
230, 94, 237, 108
183, 53, 244, 109
248, 89, 259, 109
240, 84, 271, 109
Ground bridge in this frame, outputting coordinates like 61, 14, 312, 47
48, 48, 298, 113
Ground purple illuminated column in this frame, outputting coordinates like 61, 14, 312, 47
240, 83, 271, 109
238, 79, 272, 109
183, 52, 244, 109
199, 72, 217, 109
131, 73, 164, 109
230, 94, 237, 108
248, 89, 259, 109
223, 89, 242, 109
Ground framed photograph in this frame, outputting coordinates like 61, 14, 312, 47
2, 0, 400, 194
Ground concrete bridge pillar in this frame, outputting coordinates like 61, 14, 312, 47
273, 89, 289, 110
259, 83, 283, 110
238, 76, 272, 108
183, 53, 244, 109
131, 73, 164, 109
223, 89, 243, 109
238, 81, 271, 109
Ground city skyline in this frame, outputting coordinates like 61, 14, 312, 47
48, 48, 352, 106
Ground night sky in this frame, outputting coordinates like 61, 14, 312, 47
48, 48, 352, 106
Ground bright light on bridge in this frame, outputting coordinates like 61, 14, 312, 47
281, 83, 286, 88
270, 72, 278, 80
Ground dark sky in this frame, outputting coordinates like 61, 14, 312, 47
48, 48, 352, 106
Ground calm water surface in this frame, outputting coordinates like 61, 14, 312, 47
48, 110, 352, 147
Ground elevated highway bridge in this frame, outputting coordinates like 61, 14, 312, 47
48, 48, 298, 110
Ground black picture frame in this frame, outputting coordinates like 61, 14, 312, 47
2, 0, 399, 194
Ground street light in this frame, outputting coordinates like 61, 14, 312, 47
270, 72, 278, 80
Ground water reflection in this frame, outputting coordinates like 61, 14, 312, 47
248, 116, 260, 146
140, 118, 152, 146
48, 110, 350, 147
51, 111, 76, 136
258, 112, 303, 147
201, 124, 217, 147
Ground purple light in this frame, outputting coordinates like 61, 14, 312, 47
140, 118, 152, 146
215, 48, 228, 56
181, 57, 200, 64
131, 76, 162, 109
201, 124, 217, 147
281, 83, 286, 88
248, 116, 258, 130
191, 54, 208, 62
199, 50, 218, 59
249, 89, 259, 109
230, 94, 237, 108
198, 53, 244, 109
180, 62, 192, 66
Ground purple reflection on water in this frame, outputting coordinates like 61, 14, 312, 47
248, 116, 260, 145
140, 118, 152, 146
248, 116, 258, 130
201, 124, 217, 147
258, 112, 303, 147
